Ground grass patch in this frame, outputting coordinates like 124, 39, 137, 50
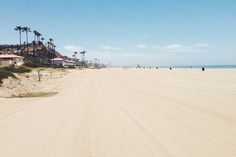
0, 69, 16, 84
24, 63, 49, 68
1, 65, 32, 73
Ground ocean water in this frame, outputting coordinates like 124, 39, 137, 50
198, 65, 236, 69
161, 65, 236, 69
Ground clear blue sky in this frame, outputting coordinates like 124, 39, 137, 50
0, 0, 236, 66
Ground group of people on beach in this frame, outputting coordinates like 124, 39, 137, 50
137, 66, 206, 71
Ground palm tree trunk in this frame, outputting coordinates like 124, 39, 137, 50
26, 31, 29, 45
33, 42, 35, 57
18, 31, 22, 55
19, 31, 22, 45
26, 31, 29, 62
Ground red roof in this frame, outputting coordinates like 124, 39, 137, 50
51, 58, 75, 64
0, 54, 24, 59
51, 58, 64, 61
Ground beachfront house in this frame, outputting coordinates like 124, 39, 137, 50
0, 54, 24, 67
51, 58, 75, 67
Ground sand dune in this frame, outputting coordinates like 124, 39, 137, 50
0, 68, 236, 157
0, 68, 68, 98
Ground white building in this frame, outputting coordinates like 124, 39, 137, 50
51, 58, 75, 67
0, 54, 24, 67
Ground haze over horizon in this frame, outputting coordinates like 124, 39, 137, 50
0, 0, 236, 66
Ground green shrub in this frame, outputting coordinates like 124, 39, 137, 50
0, 69, 16, 84
24, 63, 49, 68
1, 65, 32, 73
67, 65, 76, 69
50, 65, 64, 68
17, 65, 32, 73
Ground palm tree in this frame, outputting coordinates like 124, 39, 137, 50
80, 51, 86, 61
52, 44, 56, 52
49, 38, 53, 42
52, 44, 56, 65
22, 27, 31, 46
48, 38, 53, 49
80, 51, 86, 66
47, 41, 50, 49
40, 37, 45, 64
33, 31, 39, 59
94, 58, 100, 68
32, 40, 36, 57
41, 37, 45, 43
53, 44, 56, 56
33, 30, 43, 61
22, 27, 31, 61
14, 26, 23, 45
36, 32, 42, 44
74, 51, 78, 59
33, 30, 38, 42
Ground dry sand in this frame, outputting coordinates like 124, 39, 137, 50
0, 68, 68, 98
0, 68, 236, 157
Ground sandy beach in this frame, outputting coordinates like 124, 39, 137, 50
0, 68, 236, 157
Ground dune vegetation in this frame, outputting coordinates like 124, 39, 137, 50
0, 65, 32, 84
